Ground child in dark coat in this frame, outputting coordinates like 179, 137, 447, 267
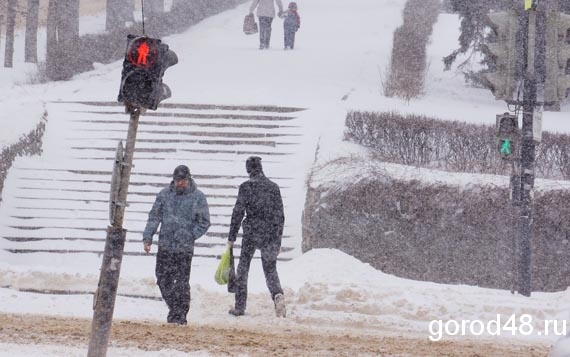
283, 2, 300, 50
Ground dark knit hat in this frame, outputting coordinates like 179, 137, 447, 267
246, 156, 263, 174
173, 165, 191, 180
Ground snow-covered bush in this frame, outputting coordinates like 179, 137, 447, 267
0, 112, 46, 202
345, 111, 570, 180
302, 157, 570, 292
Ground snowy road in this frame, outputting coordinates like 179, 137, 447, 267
0, 313, 548, 357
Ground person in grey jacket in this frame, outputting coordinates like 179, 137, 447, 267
249, 0, 284, 49
143, 165, 210, 325
227, 156, 286, 317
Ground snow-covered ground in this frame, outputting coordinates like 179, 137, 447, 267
1, 0, 570, 355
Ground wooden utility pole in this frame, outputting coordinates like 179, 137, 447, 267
88, 31, 177, 356
87, 107, 142, 357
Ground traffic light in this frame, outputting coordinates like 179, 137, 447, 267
118, 35, 178, 111
496, 113, 519, 160
544, 11, 570, 103
482, 11, 519, 101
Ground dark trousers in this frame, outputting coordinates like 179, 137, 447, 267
156, 248, 193, 323
284, 31, 296, 49
234, 238, 283, 312
259, 16, 274, 49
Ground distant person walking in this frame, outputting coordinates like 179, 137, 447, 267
249, 0, 284, 49
227, 156, 286, 317
283, 2, 300, 50
143, 165, 211, 325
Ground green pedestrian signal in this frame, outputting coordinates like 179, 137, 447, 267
500, 139, 511, 155
496, 113, 518, 160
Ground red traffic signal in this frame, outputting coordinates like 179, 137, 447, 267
118, 35, 178, 111
127, 37, 159, 69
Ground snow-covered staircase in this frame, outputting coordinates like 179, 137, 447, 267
0, 101, 307, 268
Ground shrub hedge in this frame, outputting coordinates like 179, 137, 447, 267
0, 112, 47, 202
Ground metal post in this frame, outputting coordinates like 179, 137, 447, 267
517, 0, 553, 297
518, 8, 535, 297
510, 161, 521, 294
88, 108, 141, 357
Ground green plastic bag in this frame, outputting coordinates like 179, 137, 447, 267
215, 245, 232, 285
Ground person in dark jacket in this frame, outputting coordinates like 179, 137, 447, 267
143, 165, 210, 325
227, 156, 286, 317
283, 2, 300, 50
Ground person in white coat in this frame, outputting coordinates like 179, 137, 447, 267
249, 0, 284, 49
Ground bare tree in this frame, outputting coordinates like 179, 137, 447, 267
146, 0, 164, 16
144, 0, 165, 35
171, 0, 200, 28
106, 0, 135, 32
171, 0, 187, 10
25, 0, 40, 63
0, 0, 3, 53
4, 0, 17, 68
0, 13, 3, 56
46, 0, 80, 80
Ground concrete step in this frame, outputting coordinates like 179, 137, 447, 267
60, 101, 306, 113
0, 101, 306, 271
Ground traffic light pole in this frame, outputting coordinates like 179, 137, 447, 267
519, 76, 535, 297
517, 2, 551, 297
509, 160, 521, 294
88, 107, 141, 357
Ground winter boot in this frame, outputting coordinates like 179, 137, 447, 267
229, 308, 245, 316
274, 293, 286, 318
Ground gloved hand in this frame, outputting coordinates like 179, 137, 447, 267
227, 240, 234, 247
278, 10, 283, 18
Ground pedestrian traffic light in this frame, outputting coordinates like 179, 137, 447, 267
118, 35, 178, 111
482, 12, 519, 101
544, 11, 570, 103
496, 113, 519, 160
